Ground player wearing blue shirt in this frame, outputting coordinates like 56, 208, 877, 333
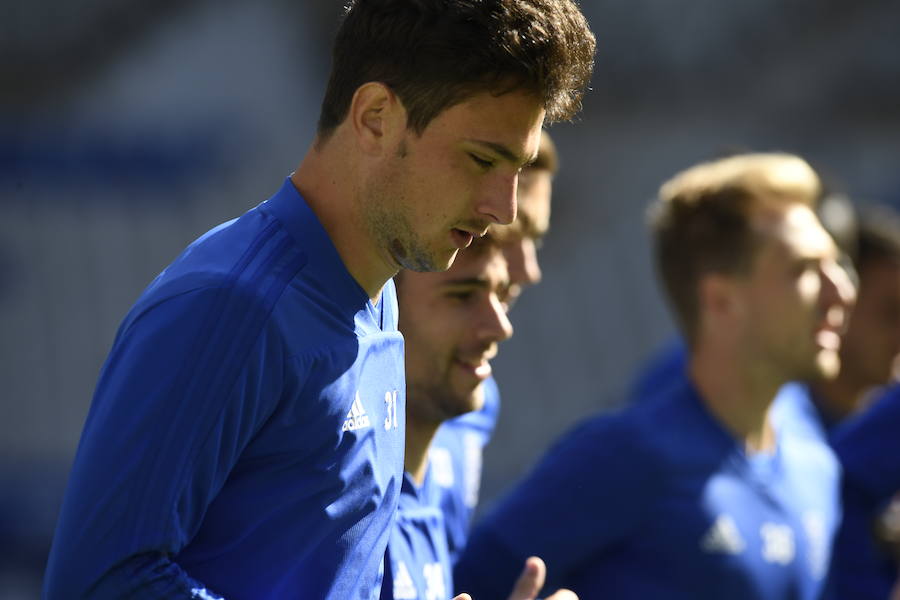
430, 378, 501, 565
382, 470, 454, 600
44, 2, 596, 597
830, 386, 900, 599
458, 376, 841, 599
632, 207, 900, 598
388, 236, 522, 600
456, 153, 855, 598
817, 208, 900, 598
45, 179, 406, 599
389, 225, 574, 600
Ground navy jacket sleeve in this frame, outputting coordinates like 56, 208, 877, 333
43, 284, 285, 599
453, 413, 663, 598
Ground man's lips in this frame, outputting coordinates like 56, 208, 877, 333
454, 356, 493, 380
451, 228, 475, 249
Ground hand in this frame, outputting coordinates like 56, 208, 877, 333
506, 556, 578, 600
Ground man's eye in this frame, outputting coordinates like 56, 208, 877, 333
447, 291, 474, 302
469, 153, 494, 169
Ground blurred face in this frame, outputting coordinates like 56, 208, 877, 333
839, 259, 900, 387
399, 244, 514, 423
500, 166, 553, 306
738, 204, 854, 382
363, 90, 545, 273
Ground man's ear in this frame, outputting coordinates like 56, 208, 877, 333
348, 82, 407, 155
698, 273, 741, 323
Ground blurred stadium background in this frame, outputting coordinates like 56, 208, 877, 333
2, 1, 900, 596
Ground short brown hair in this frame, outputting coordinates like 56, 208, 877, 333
317, 0, 595, 138
649, 153, 822, 344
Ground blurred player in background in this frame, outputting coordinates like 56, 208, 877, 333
629, 201, 900, 597
384, 133, 570, 599
823, 204, 900, 599
43, 1, 594, 597
830, 386, 900, 599
455, 152, 855, 599
809, 206, 900, 424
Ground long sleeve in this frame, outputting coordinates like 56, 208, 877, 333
44, 284, 284, 599
454, 414, 660, 598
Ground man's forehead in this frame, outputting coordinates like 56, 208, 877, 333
441, 246, 509, 286
446, 90, 545, 163
754, 204, 836, 257
466, 138, 540, 170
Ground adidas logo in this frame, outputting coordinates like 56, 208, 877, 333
342, 392, 371, 432
700, 514, 746, 555
393, 560, 418, 600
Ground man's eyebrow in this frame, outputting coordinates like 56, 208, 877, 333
467, 139, 537, 168
441, 277, 490, 288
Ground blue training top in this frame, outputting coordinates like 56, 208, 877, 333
380, 379, 499, 600
429, 377, 501, 565
381, 470, 453, 600
455, 373, 841, 600
828, 384, 900, 599
44, 178, 406, 600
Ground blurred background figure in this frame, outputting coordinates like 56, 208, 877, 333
492, 133, 558, 308
628, 199, 900, 425
456, 153, 854, 598
623, 196, 900, 598
4, 2, 900, 596
830, 386, 900, 599
822, 205, 900, 600
809, 205, 900, 424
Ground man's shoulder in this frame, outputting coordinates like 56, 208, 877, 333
124, 208, 303, 322
542, 400, 672, 477
616, 376, 738, 469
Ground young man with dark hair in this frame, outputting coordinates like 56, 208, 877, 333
455, 153, 854, 599
43, 1, 594, 597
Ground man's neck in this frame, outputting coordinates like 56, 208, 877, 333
405, 414, 441, 485
689, 345, 781, 454
291, 139, 398, 301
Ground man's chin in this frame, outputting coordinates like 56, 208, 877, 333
447, 387, 485, 419
390, 239, 448, 273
